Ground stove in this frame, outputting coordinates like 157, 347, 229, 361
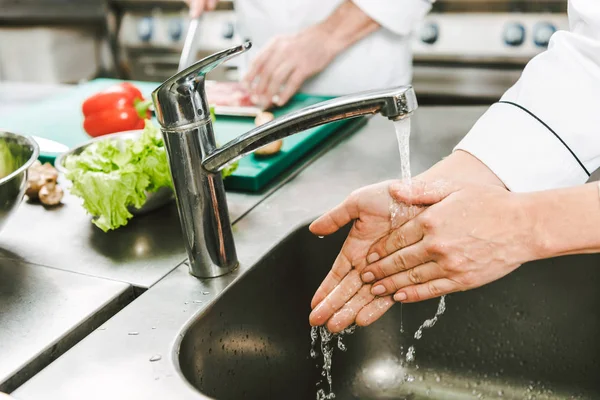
410, 0, 568, 103
113, 0, 239, 81
111, 0, 568, 103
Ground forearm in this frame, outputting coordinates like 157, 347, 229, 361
524, 182, 600, 259
317, 0, 380, 54
416, 150, 506, 188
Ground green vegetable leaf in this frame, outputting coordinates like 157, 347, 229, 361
64, 118, 238, 232
65, 120, 172, 232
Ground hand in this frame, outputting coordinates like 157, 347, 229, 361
243, 25, 341, 109
361, 181, 539, 303
185, 0, 218, 18
308, 151, 509, 331
308, 180, 423, 332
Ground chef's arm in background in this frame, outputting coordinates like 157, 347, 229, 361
455, 0, 600, 193
244, 0, 433, 108
186, 0, 218, 18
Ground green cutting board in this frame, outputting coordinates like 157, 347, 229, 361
0, 78, 352, 192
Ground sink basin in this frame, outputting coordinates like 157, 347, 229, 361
178, 224, 600, 399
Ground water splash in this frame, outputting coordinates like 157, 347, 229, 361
414, 295, 447, 340
311, 325, 356, 399
405, 346, 415, 363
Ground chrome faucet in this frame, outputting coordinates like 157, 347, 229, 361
152, 42, 418, 278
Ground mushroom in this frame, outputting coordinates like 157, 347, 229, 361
253, 111, 283, 157
26, 161, 62, 205
25, 161, 43, 199
38, 180, 64, 206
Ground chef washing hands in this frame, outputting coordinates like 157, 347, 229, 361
186, 0, 432, 107
311, 0, 600, 332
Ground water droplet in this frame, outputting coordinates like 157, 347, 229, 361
128, 331, 139, 336
151, 327, 156, 330
318, 236, 324, 239
184, 301, 189, 305
98, 327, 106, 331
202, 291, 210, 295
149, 354, 162, 362
193, 300, 203, 304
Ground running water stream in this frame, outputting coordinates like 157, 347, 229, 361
311, 325, 356, 399
311, 118, 448, 399
392, 118, 448, 365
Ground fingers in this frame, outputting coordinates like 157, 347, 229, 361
370, 262, 443, 296
355, 296, 395, 327
362, 241, 430, 285
389, 179, 457, 206
310, 248, 353, 308
309, 195, 359, 237
326, 285, 374, 333
260, 62, 294, 107
309, 269, 363, 326
364, 216, 424, 266
188, 0, 206, 17
274, 70, 304, 106
242, 40, 274, 90
393, 278, 457, 303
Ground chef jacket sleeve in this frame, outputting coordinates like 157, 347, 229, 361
351, 0, 433, 36
455, 0, 600, 192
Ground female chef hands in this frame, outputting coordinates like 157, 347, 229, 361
309, 179, 541, 332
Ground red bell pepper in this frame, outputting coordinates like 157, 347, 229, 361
82, 82, 153, 137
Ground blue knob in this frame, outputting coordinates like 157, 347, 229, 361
168, 18, 183, 41
503, 22, 526, 46
533, 22, 556, 47
138, 17, 153, 42
222, 22, 234, 40
421, 22, 439, 45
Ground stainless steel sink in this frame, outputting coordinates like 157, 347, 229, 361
178, 224, 600, 400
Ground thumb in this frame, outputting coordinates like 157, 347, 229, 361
309, 194, 360, 236
389, 179, 459, 206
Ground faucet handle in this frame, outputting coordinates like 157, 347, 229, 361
152, 41, 252, 130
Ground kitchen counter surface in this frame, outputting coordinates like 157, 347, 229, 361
0, 256, 133, 393
12, 107, 491, 400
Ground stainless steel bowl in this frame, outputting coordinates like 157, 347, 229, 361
0, 131, 40, 233
54, 130, 174, 216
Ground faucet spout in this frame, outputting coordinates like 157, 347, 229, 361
203, 86, 417, 173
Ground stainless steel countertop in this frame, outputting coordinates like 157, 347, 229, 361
0, 257, 133, 393
13, 107, 489, 400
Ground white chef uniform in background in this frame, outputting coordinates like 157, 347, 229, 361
456, 0, 600, 192
235, 0, 433, 96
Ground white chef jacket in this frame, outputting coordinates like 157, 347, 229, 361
234, 0, 432, 95
456, 0, 600, 192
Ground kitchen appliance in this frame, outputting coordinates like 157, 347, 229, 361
112, 0, 567, 102
410, 0, 568, 103
0, 0, 110, 83
113, 0, 239, 82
